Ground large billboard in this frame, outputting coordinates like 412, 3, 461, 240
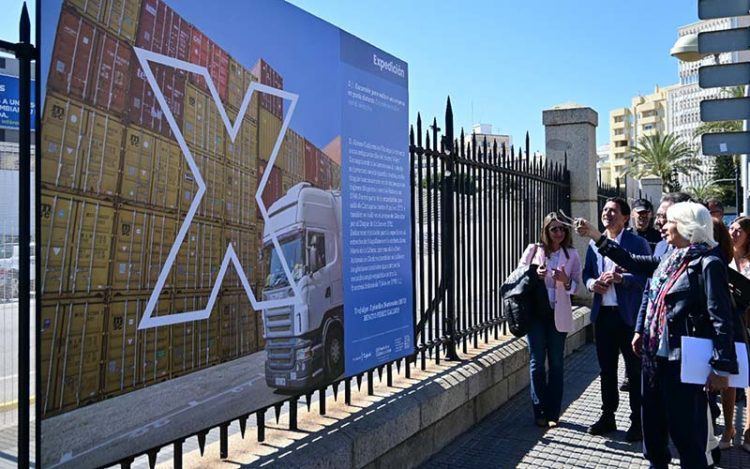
40, 0, 411, 465
0, 74, 36, 130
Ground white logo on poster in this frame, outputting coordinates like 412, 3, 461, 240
131, 48, 301, 330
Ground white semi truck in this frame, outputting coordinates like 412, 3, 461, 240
261, 182, 344, 390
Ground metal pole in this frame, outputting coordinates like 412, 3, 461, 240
442, 99, 459, 361
16, 4, 34, 466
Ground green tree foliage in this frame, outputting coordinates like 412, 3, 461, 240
626, 132, 701, 192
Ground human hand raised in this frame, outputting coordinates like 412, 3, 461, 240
552, 266, 569, 284
591, 277, 609, 295
575, 219, 601, 241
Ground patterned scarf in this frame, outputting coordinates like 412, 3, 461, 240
642, 243, 711, 384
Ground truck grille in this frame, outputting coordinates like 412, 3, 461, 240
267, 339, 294, 370
264, 306, 293, 338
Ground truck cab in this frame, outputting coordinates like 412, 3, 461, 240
261, 183, 343, 390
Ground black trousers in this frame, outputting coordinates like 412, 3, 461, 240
594, 306, 641, 425
642, 358, 710, 468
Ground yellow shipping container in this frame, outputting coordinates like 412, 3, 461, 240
67, 0, 106, 23
69, 199, 115, 294
41, 94, 87, 190
104, 0, 141, 43
282, 128, 304, 181
139, 296, 173, 384
174, 220, 222, 291
40, 302, 65, 415
103, 296, 142, 396
53, 300, 106, 412
224, 164, 257, 227
42, 94, 124, 198
226, 59, 260, 114
179, 150, 224, 221
142, 211, 177, 291
221, 226, 257, 289
258, 106, 283, 172
111, 206, 149, 291
121, 127, 156, 205
173, 294, 220, 369
183, 83, 225, 158
151, 136, 182, 210
40, 194, 76, 295
219, 292, 259, 361
225, 111, 258, 170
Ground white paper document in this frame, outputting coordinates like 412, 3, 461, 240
680, 336, 749, 388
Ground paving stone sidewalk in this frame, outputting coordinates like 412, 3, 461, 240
423, 344, 750, 468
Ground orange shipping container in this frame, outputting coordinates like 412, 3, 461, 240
188, 28, 229, 102
48, 10, 100, 103
89, 30, 132, 115
128, 61, 185, 139
136, 0, 192, 60
69, 199, 115, 293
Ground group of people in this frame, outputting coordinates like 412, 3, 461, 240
517, 193, 750, 468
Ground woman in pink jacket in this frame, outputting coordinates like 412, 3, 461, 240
518, 213, 582, 428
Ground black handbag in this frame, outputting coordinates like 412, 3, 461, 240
501, 245, 550, 337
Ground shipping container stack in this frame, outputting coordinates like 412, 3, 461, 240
41, 0, 341, 416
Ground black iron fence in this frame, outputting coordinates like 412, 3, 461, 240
102, 99, 571, 468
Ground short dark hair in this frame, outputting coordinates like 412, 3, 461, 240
705, 197, 723, 211
660, 192, 693, 204
604, 197, 631, 217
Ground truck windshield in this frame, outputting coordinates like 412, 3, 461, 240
264, 236, 305, 288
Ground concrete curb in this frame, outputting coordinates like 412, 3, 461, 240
257, 307, 591, 469
0, 395, 35, 412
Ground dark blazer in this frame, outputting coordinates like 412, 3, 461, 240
584, 229, 650, 327
598, 239, 738, 374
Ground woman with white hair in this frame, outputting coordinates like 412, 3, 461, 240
577, 202, 737, 468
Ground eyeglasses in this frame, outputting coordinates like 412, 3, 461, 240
549, 226, 567, 233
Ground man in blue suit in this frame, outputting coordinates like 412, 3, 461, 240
584, 197, 650, 441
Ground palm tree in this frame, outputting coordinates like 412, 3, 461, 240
626, 132, 702, 192
686, 179, 723, 201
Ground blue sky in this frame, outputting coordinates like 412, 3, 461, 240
3, 0, 698, 151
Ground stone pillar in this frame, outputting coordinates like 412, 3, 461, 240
543, 104, 598, 303
639, 177, 663, 206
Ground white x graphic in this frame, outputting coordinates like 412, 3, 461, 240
133, 47, 301, 329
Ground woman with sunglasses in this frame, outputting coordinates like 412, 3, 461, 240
518, 212, 582, 428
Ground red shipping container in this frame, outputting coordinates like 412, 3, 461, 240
90, 33, 132, 116
252, 59, 283, 120
188, 28, 229, 102
136, 0, 192, 62
256, 159, 282, 218
48, 10, 100, 102
128, 62, 185, 139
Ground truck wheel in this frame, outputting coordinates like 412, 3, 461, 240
325, 325, 344, 381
